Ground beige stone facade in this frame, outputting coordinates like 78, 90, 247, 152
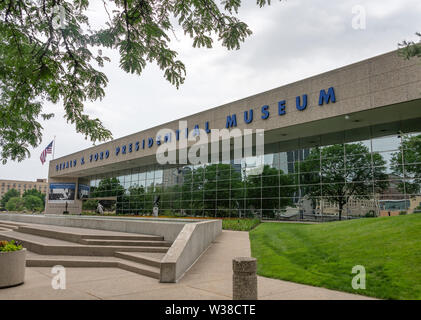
45, 50, 421, 215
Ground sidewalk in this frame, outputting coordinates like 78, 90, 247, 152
0, 230, 374, 300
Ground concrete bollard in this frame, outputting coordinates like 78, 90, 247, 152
232, 257, 258, 300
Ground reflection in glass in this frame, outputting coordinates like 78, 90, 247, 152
82, 131, 421, 219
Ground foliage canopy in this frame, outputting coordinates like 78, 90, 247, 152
0, 0, 278, 163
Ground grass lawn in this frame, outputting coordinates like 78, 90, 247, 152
222, 218, 261, 231
249, 214, 421, 299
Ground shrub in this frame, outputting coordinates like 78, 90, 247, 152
162, 209, 175, 217
1, 188, 20, 209
0, 240, 23, 252
222, 218, 261, 231
23, 195, 44, 211
5, 197, 25, 211
365, 210, 376, 218
82, 199, 98, 211
399, 211, 407, 215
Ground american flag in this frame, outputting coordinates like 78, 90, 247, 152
40, 141, 54, 165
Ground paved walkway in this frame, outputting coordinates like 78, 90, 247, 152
0, 230, 374, 300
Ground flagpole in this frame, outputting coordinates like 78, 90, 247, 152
52, 136, 56, 160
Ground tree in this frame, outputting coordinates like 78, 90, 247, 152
5, 197, 25, 211
91, 177, 125, 198
202, 164, 243, 217
391, 134, 421, 195
178, 163, 244, 217
90, 177, 125, 213
246, 165, 295, 218
181, 166, 203, 215
300, 143, 389, 220
82, 198, 98, 211
23, 188, 46, 206
0, 0, 279, 163
128, 184, 145, 214
399, 32, 421, 61
23, 194, 44, 211
0, 188, 20, 208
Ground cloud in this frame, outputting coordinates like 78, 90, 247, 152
2, 0, 421, 180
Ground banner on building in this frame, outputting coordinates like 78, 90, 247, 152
78, 184, 90, 200
48, 183, 76, 203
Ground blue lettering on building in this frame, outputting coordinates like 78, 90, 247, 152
226, 114, 237, 128
296, 94, 308, 111
278, 100, 286, 115
244, 110, 253, 124
193, 125, 200, 137
164, 133, 171, 142
261, 105, 270, 120
319, 87, 336, 105
53, 87, 336, 171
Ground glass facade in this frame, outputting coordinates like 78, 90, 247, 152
81, 127, 421, 220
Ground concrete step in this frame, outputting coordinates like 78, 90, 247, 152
0, 222, 20, 230
0, 230, 169, 256
0, 221, 27, 227
17, 225, 164, 244
115, 252, 163, 268
26, 254, 160, 279
81, 239, 171, 247
82, 234, 164, 241
118, 260, 160, 279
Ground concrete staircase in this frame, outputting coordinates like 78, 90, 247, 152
0, 221, 170, 280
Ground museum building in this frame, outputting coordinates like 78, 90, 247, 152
45, 50, 421, 219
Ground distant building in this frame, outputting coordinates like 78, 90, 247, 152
0, 178, 48, 198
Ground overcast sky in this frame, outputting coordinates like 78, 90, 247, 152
2, 0, 421, 181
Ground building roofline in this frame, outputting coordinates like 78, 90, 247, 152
50, 49, 401, 162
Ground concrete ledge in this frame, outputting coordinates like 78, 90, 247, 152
160, 219, 222, 283
0, 214, 194, 241
26, 257, 160, 279
0, 232, 168, 256
0, 214, 222, 282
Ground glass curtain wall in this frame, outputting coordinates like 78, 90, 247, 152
83, 129, 421, 219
